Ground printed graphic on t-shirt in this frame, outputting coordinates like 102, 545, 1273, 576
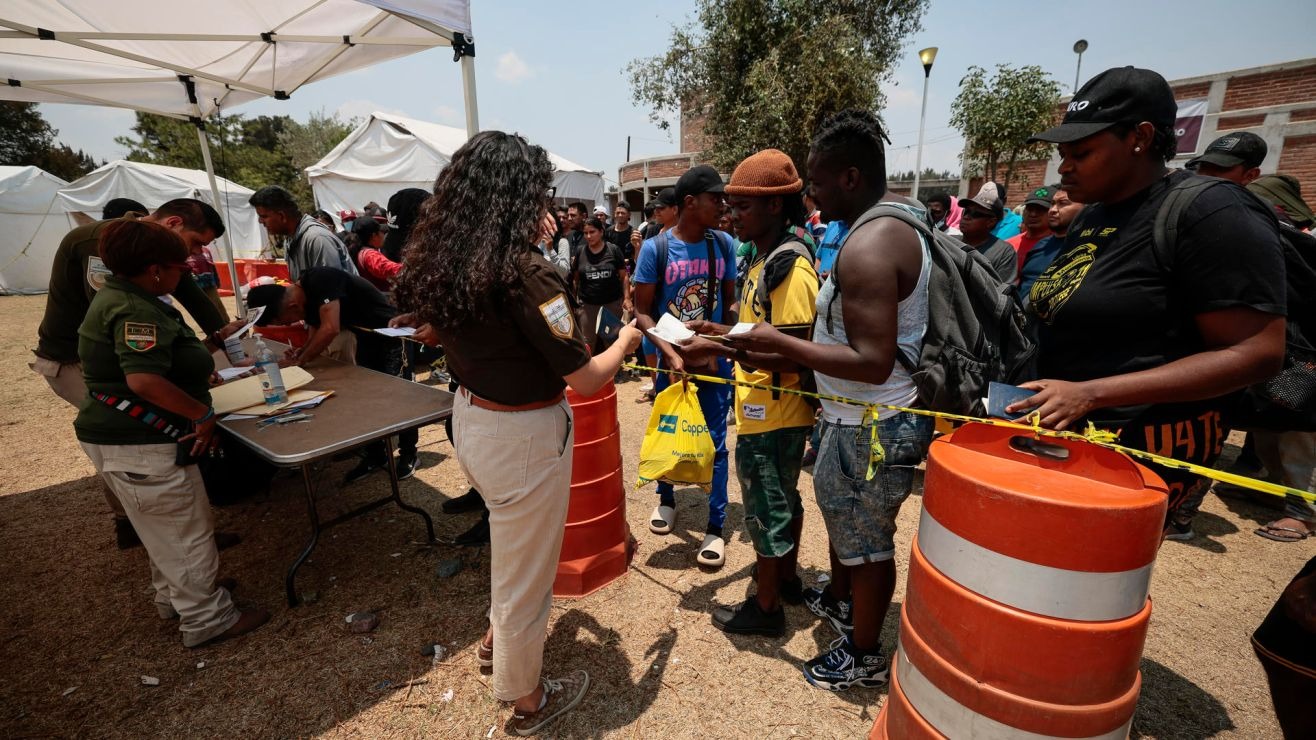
666, 278, 713, 321
1029, 228, 1104, 323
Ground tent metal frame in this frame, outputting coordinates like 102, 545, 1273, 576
0, 6, 480, 313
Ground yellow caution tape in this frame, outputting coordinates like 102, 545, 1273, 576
623, 363, 1316, 504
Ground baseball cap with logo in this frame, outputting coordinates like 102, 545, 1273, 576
1023, 184, 1058, 209
1029, 66, 1177, 144
959, 182, 1005, 216
674, 164, 726, 203
1187, 131, 1267, 171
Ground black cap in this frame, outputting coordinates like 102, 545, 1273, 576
656, 187, 678, 207
382, 187, 430, 261
1187, 131, 1267, 171
1030, 67, 1177, 144
1023, 184, 1058, 209
674, 165, 725, 203
352, 216, 383, 240
246, 284, 287, 326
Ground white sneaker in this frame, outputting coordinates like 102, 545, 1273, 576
639, 382, 654, 392
697, 533, 725, 568
649, 505, 676, 535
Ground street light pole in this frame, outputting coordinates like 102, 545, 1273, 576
913, 46, 938, 203
1073, 39, 1088, 93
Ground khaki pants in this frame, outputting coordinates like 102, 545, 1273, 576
30, 358, 128, 521
1252, 430, 1316, 523
452, 390, 573, 700
324, 330, 357, 364
80, 442, 238, 647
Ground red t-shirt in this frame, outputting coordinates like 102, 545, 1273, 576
1008, 231, 1050, 281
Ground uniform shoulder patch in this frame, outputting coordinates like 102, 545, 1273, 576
123, 322, 158, 352
539, 294, 576, 339
86, 255, 111, 292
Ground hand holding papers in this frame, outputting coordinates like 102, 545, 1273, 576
646, 313, 695, 345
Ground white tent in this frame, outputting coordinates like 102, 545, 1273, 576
56, 160, 267, 259
307, 112, 604, 224
0, 0, 478, 310
0, 166, 69, 295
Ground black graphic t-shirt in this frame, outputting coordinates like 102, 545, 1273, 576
575, 242, 627, 305
1028, 173, 1285, 428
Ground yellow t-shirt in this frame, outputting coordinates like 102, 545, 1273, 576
734, 253, 819, 435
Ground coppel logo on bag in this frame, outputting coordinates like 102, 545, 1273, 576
657, 415, 678, 434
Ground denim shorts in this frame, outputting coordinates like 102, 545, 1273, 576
812, 412, 934, 565
735, 426, 809, 557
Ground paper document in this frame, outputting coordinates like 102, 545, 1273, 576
217, 366, 256, 382
230, 305, 266, 340
211, 366, 314, 414
726, 323, 754, 336
372, 326, 416, 338
646, 313, 695, 345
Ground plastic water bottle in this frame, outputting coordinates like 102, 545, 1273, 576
254, 338, 288, 406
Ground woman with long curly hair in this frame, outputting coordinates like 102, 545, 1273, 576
394, 131, 640, 736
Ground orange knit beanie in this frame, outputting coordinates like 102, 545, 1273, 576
724, 148, 802, 197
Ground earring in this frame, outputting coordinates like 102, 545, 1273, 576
154, 274, 160, 282
1134, 146, 1142, 153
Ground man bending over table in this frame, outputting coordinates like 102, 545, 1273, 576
246, 267, 419, 482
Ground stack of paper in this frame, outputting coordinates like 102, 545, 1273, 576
211, 366, 315, 414
646, 313, 695, 345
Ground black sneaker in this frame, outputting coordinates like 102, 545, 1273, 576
712, 598, 785, 637
442, 487, 485, 514
454, 515, 490, 546
1164, 519, 1195, 541
803, 587, 853, 635
803, 636, 888, 691
115, 517, 142, 550
397, 452, 419, 480
345, 457, 385, 484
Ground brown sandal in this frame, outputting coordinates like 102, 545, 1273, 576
1255, 522, 1313, 542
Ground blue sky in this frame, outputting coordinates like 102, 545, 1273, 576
39, 0, 1316, 189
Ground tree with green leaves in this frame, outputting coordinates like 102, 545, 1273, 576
0, 102, 101, 181
114, 110, 355, 208
627, 0, 927, 175
949, 64, 1061, 185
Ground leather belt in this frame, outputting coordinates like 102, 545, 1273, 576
461, 387, 564, 412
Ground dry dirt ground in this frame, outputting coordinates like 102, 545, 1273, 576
0, 292, 1309, 739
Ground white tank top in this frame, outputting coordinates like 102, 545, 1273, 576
813, 202, 931, 423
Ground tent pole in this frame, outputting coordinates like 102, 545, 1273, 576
196, 125, 245, 316
460, 54, 479, 138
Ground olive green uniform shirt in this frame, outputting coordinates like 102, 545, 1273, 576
36, 217, 227, 364
74, 276, 215, 445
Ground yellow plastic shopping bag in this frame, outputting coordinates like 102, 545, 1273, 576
637, 381, 715, 489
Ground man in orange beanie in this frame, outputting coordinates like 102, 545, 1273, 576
677, 149, 820, 635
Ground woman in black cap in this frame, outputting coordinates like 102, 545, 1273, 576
1011, 66, 1288, 539
393, 130, 640, 735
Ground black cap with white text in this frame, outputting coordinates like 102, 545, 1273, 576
1030, 67, 1177, 144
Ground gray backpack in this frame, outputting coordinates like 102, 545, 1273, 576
826, 203, 1036, 416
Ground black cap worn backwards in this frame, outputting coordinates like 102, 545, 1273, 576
674, 165, 725, 203
1187, 131, 1268, 171
656, 187, 678, 207
1030, 66, 1177, 144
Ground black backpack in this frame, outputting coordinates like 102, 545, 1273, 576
1152, 175, 1316, 431
827, 202, 1036, 416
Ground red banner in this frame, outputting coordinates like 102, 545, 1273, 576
1175, 99, 1209, 154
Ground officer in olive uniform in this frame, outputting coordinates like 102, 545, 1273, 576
31, 199, 231, 549
76, 219, 268, 648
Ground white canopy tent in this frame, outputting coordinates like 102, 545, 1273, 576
0, 0, 478, 311
56, 160, 266, 259
308, 112, 605, 225
0, 166, 69, 295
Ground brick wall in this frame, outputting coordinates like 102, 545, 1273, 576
1223, 64, 1316, 111
1171, 82, 1211, 100
1278, 134, 1316, 199
619, 163, 645, 183
1290, 108, 1316, 123
680, 105, 711, 154
1216, 113, 1266, 129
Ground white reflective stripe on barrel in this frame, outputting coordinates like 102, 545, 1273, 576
917, 508, 1153, 622
897, 643, 1134, 740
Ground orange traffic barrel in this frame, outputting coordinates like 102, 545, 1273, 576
872, 422, 1167, 739
555, 380, 631, 598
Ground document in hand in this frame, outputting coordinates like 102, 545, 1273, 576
646, 313, 695, 345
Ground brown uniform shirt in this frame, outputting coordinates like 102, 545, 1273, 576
440, 251, 591, 405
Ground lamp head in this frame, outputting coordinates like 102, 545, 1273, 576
918, 47, 938, 75
1073, 39, 1088, 54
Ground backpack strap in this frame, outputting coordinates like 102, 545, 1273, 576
647, 230, 671, 322
1151, 174, 1220, 272
825, 203, 932, 342
704, 229, 721, 321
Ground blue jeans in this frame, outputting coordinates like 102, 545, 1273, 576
654, 357, 732, 532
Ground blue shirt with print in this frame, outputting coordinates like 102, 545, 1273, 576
815, 220, 849, 277
634, 230, 737, 325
